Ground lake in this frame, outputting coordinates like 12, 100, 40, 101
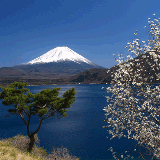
0, 84, 155, 160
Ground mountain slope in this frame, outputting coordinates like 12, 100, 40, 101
0, 51, 159, 86
64, 67, 118, 84
23, 46, 95, 65
0, 47, 106, 81
64, 51, 160, 84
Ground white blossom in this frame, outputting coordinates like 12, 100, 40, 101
104, 13, 160, 160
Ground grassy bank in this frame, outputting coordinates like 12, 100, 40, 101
0, 133, 80, 160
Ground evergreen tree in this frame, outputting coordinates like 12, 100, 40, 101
0, 81, 77, 152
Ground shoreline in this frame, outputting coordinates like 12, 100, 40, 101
0, 83, 107, 88
0, 82, 159, 87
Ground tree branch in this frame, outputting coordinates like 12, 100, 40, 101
33, 116, 43, 135
42, 111, 56, 120
27, 104, 32, 137
147, 110, 160, 125
37, 104, 47, 109
15, 104, 28, 126
23, 110, 29, 118
21, 100, 30, 118
19, 112, 28, 126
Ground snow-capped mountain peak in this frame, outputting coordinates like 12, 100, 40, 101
27, 46, 94, 65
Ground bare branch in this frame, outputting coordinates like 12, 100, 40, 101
14, 104, 27, 125
33, 116, 43, 135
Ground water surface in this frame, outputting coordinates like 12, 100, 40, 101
0, 84, 153, 160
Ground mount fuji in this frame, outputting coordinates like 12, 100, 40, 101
25, 46, 95, 65
0, 47, 106, 81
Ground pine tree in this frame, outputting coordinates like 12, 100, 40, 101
0, 81, 77, 152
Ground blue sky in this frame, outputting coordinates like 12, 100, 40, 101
0, 0, 160, 69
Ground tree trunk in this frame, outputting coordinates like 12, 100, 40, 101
27, 132, 35, 152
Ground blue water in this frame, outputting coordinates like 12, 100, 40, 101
0, 84, 155, 160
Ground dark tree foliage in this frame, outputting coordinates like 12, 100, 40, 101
0, 81, 77, 152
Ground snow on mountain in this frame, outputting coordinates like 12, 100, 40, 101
27, 46, 95, 65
